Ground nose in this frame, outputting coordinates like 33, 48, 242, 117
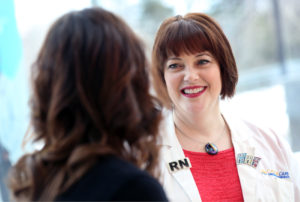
184, 66, 199, 82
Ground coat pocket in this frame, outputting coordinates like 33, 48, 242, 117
256, 174, 294, 202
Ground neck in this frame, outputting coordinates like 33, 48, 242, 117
173, 107, 231, 152
173, 106, 223, 140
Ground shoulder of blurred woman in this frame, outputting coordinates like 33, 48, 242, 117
55, 155, 167, 201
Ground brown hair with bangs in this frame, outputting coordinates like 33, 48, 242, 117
151, 13, 238, 109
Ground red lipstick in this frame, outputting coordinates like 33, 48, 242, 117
180, 86, 207, 98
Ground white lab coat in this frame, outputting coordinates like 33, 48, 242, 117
158, 110, 300, 202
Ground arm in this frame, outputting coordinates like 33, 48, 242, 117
274, 130, 300, 201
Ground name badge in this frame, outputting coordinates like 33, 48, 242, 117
168, 157, 192, 173
237, 153, 261, 168
261, 169, 290, 179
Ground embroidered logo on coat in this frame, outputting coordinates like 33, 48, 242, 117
168, 157, 192, 173
261, 169, 290, 179
236, 153, 261, 168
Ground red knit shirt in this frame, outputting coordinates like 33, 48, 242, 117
183, 148, 244, 202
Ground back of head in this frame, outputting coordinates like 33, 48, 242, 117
9, 7, 161, 201
151, 13, 238, 109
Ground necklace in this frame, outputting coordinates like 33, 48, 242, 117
174, 120, 226, 155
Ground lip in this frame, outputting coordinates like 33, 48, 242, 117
180, 86, 207, 98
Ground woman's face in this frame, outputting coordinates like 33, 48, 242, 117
164, 51, 222, 115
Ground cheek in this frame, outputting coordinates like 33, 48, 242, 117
211, 73, 222, 86
207, 68, 222, 88
214, 73, 223, 94
164, 74, 172, 90
164, 73, 179, 99
216, 71, 223, 88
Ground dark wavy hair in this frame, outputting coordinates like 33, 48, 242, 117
8, 7, 162, 201
152, 13, 238, 109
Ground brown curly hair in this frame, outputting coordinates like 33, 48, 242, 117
8, 7, 162, 201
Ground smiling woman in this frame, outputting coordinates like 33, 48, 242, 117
151, 12, 300, 202
152, 14, 237, 111
164, 52, 222, 114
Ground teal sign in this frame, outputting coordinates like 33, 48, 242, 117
0, 0, 22, 79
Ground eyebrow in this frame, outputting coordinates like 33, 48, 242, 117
167, 57, 181, 61
195, 52, 211, 57
167, 52, 211, 61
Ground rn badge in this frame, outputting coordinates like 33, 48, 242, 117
168, 157, 192, 173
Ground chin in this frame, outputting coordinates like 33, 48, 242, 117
186, 104, 206, 114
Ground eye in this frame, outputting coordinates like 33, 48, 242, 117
197, 59, 209, 65
168, 63, 181, 69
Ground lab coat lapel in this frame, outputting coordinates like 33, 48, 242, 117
224, 113, 258, 202
164, 145, 201, 201
233, 142, 257, 202
161, 110, 201, 201
172, 164, 201, 201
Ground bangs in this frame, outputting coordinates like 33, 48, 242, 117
163, 20, 212, 57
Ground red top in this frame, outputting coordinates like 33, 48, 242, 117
183, 147, 244, 202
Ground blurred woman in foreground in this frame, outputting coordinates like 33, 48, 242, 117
8, 7, 167, 201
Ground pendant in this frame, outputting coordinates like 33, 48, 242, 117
205, 143, 218, 155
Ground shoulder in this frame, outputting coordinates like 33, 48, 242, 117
224, 112, 296, 164
157, 109, 177, 146
225, 112, 297, 168
111, 169, 168, 201
225, 114, 300, 200
224, 111, 284, 145
240, 117, 286, 148
97, 156, 167, 201
56, 155, 167, 201
159, 109, 173, 135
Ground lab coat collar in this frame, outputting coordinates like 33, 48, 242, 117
159, 109, 258, 202
223, 111, 258, 202
159, 110, 201, 201
160, 109, 253, 147
222, 111, 252, 143
159, 109, 177, 147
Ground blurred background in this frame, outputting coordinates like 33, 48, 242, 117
1, 0, 300, 200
